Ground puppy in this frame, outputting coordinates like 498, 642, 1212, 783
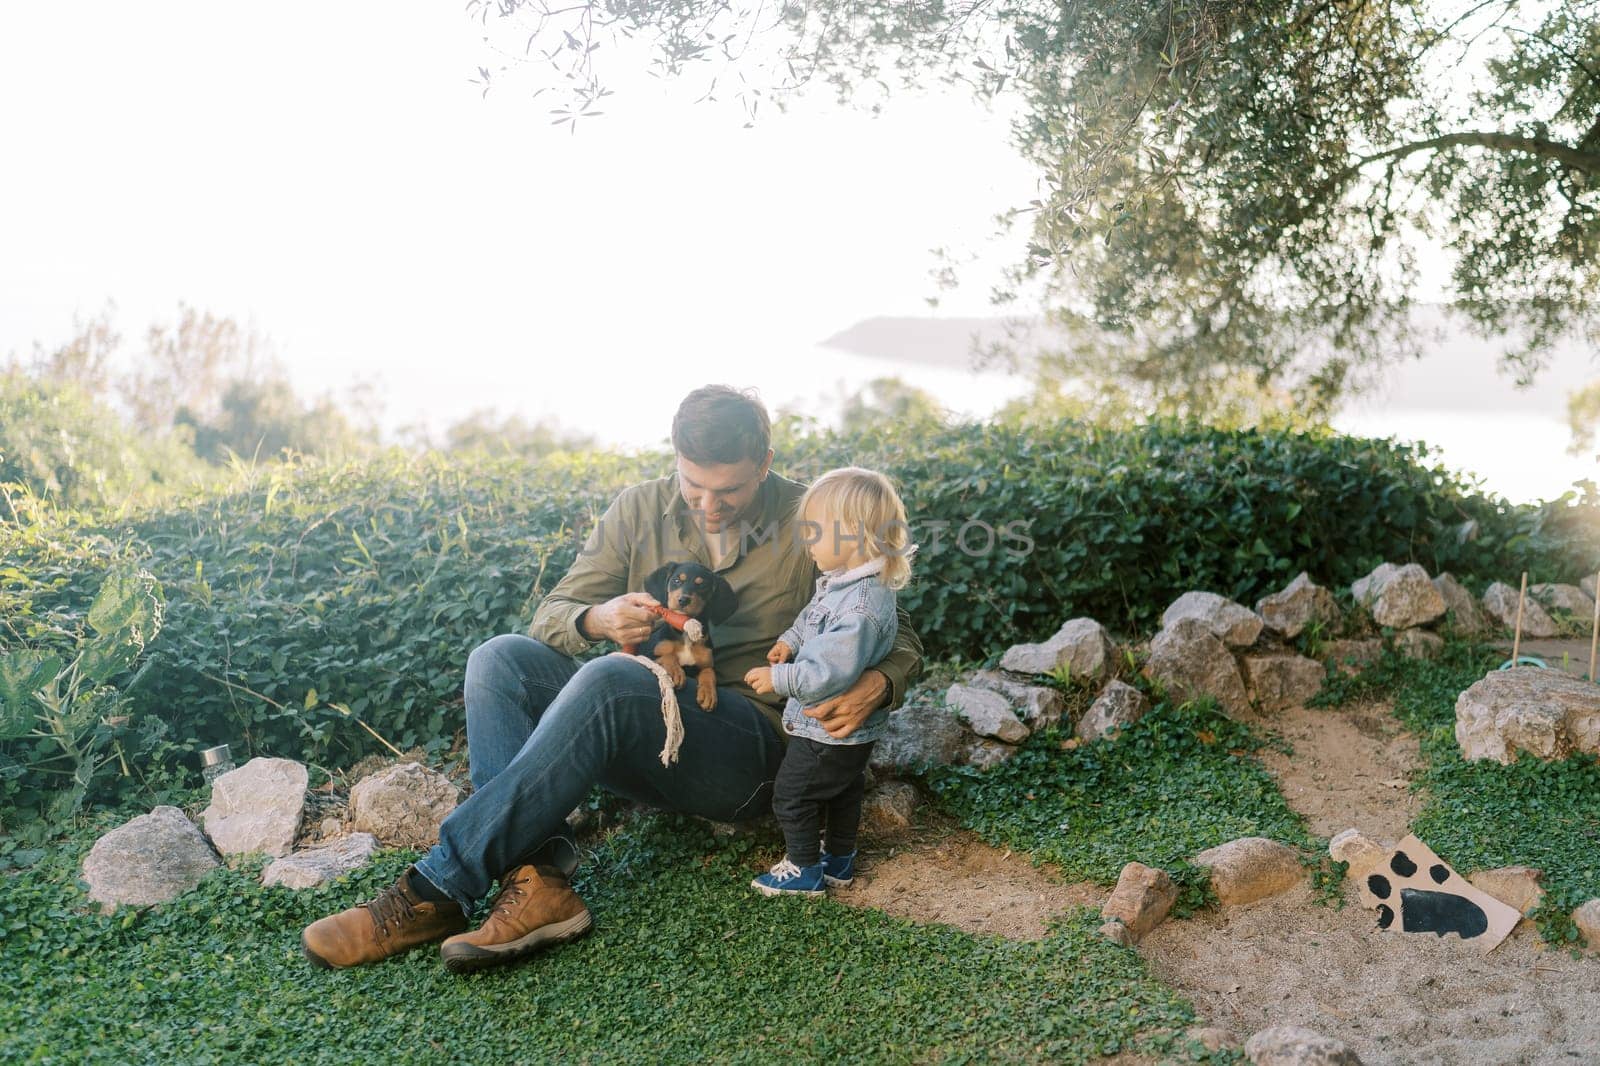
640, 561, 738, 711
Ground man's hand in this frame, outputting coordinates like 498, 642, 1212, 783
766, 640, 793, 665
802, 669, 889, 739
744, 665, 776, 694
582, 592, 662, 645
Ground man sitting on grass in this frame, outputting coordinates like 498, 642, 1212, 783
301, 384, 924, 972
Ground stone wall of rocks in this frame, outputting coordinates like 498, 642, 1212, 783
81, 756, 459, 910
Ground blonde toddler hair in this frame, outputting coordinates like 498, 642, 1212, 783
799, 466, 916, 590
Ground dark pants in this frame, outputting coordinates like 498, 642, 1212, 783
414, 635, 787, 911
771, 734, 875, 866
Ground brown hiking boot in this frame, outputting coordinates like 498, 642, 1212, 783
438, 863, 592, 974
301, 866, 468, 969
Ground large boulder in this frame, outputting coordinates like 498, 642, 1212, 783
872, 698, 970, 773
998, 617, 1114, 680
1328, 828, 1389, 877
1255, 573, 1340, 639
1101, 861, 1177, 943
81, 806, 220, 911
201, 757, 308, 858
1392, 627, 1443, 660
860, 781, 920, 833
964, 669, 1065, 730
1455, 667, 1600, 763
1466, 866, 1545, 917
1191, 836, 1304, 905
1142, 618, 1251, 716
1076, 680, 1150, 742
1350, 562, 1445, 629
1432, 573, 1491, 635
1574, 899, 1600, 951
1162, 591, 1264, 648
1531, 582, 1596, 617
1241, 654, 1324, 712
1244, 1025, 1363, 1065
349, 762, 461, 848
1583, 574, 1597, 599
945, 683, 1029, 744
261, 833, 379, 890
1481, 581, 1558, 638
1319, 638, 1383, 676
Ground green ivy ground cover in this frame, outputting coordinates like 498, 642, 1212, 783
928, 696, 1338, 915
1313, 644, 1600, 949
0, 813, 1242, 1065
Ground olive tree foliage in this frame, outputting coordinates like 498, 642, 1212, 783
475, 0, 1600, 417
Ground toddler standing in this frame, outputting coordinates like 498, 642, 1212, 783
743, 466, 915, 896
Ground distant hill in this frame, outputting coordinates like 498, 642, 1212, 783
820, 307, 1599, 417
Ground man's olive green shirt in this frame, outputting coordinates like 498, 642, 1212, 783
528, 471, 924, 740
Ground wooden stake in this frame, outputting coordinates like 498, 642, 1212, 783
1589, 569, 1599, 684
1512, 571, 1527, 665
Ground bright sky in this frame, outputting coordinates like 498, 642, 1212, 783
1, 3, 1594, 502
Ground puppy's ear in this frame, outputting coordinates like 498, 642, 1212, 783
704, 573, 739, 626
643, 563, 675, 606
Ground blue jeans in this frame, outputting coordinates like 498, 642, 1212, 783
414, 635, 787, 911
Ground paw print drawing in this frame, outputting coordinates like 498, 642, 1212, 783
1356, 834, 1520, 954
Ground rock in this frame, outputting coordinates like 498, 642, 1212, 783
349, 762, 461, 848
1244, 1024, 1363, 1065
1241, 654, 1324, 712
1255, 573, 1340, 639
1482, 581, 1559, 638
1097, 919, 1134, 947
81, 806, 220, 911
1077, 680, 1151, 742
1433, 573, 1491, 635
1162, 591, 1264, 647
1531, 582, 1596, 616
1191, 837, 1305, 905
945, 683, 1029, 744
201, 757, 308, 858
1583, 574, 1598, 599
1393, 627, 1444, 660
1101, 862, 1177, 943
1320, 639, 1383, 676
1142, 618, 1251, 716
1351, 562, 1446, 629
261, 833, 379, 890
1327, 829, 1389, 876
998, 617, 1114, 680
1186, 1026, 1242, 1052
965, 669, 1066, 730
961, 736, 1020, 770
1574, 899, 1600, 950
872, 698, 970, 773
860, 781, 919, 832
1455, 666, 1600, 763
1466, 866, 1544, 916
318, 817, 346, 839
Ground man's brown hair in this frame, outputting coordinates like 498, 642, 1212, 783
671, 385, 771, 465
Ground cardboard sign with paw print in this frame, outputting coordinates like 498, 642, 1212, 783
1355, 834, 1521, 954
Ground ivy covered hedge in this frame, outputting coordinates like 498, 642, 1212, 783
3, 420, 1596, 825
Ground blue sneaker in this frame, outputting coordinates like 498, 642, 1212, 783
820, 850, 857, 887
750, 857, 825, 897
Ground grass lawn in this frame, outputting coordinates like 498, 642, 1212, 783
1, 809, 1239, 1065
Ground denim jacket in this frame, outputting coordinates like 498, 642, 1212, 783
769, 556, 899, 746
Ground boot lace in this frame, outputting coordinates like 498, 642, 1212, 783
768, 858, 803, 883
485, 870, 533, 918
364, 881, 419, 940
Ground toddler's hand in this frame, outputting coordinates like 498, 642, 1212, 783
766, 640, 793, 665
744, 666, 776, 694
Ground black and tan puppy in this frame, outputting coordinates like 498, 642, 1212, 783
640, 561, 738, 710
